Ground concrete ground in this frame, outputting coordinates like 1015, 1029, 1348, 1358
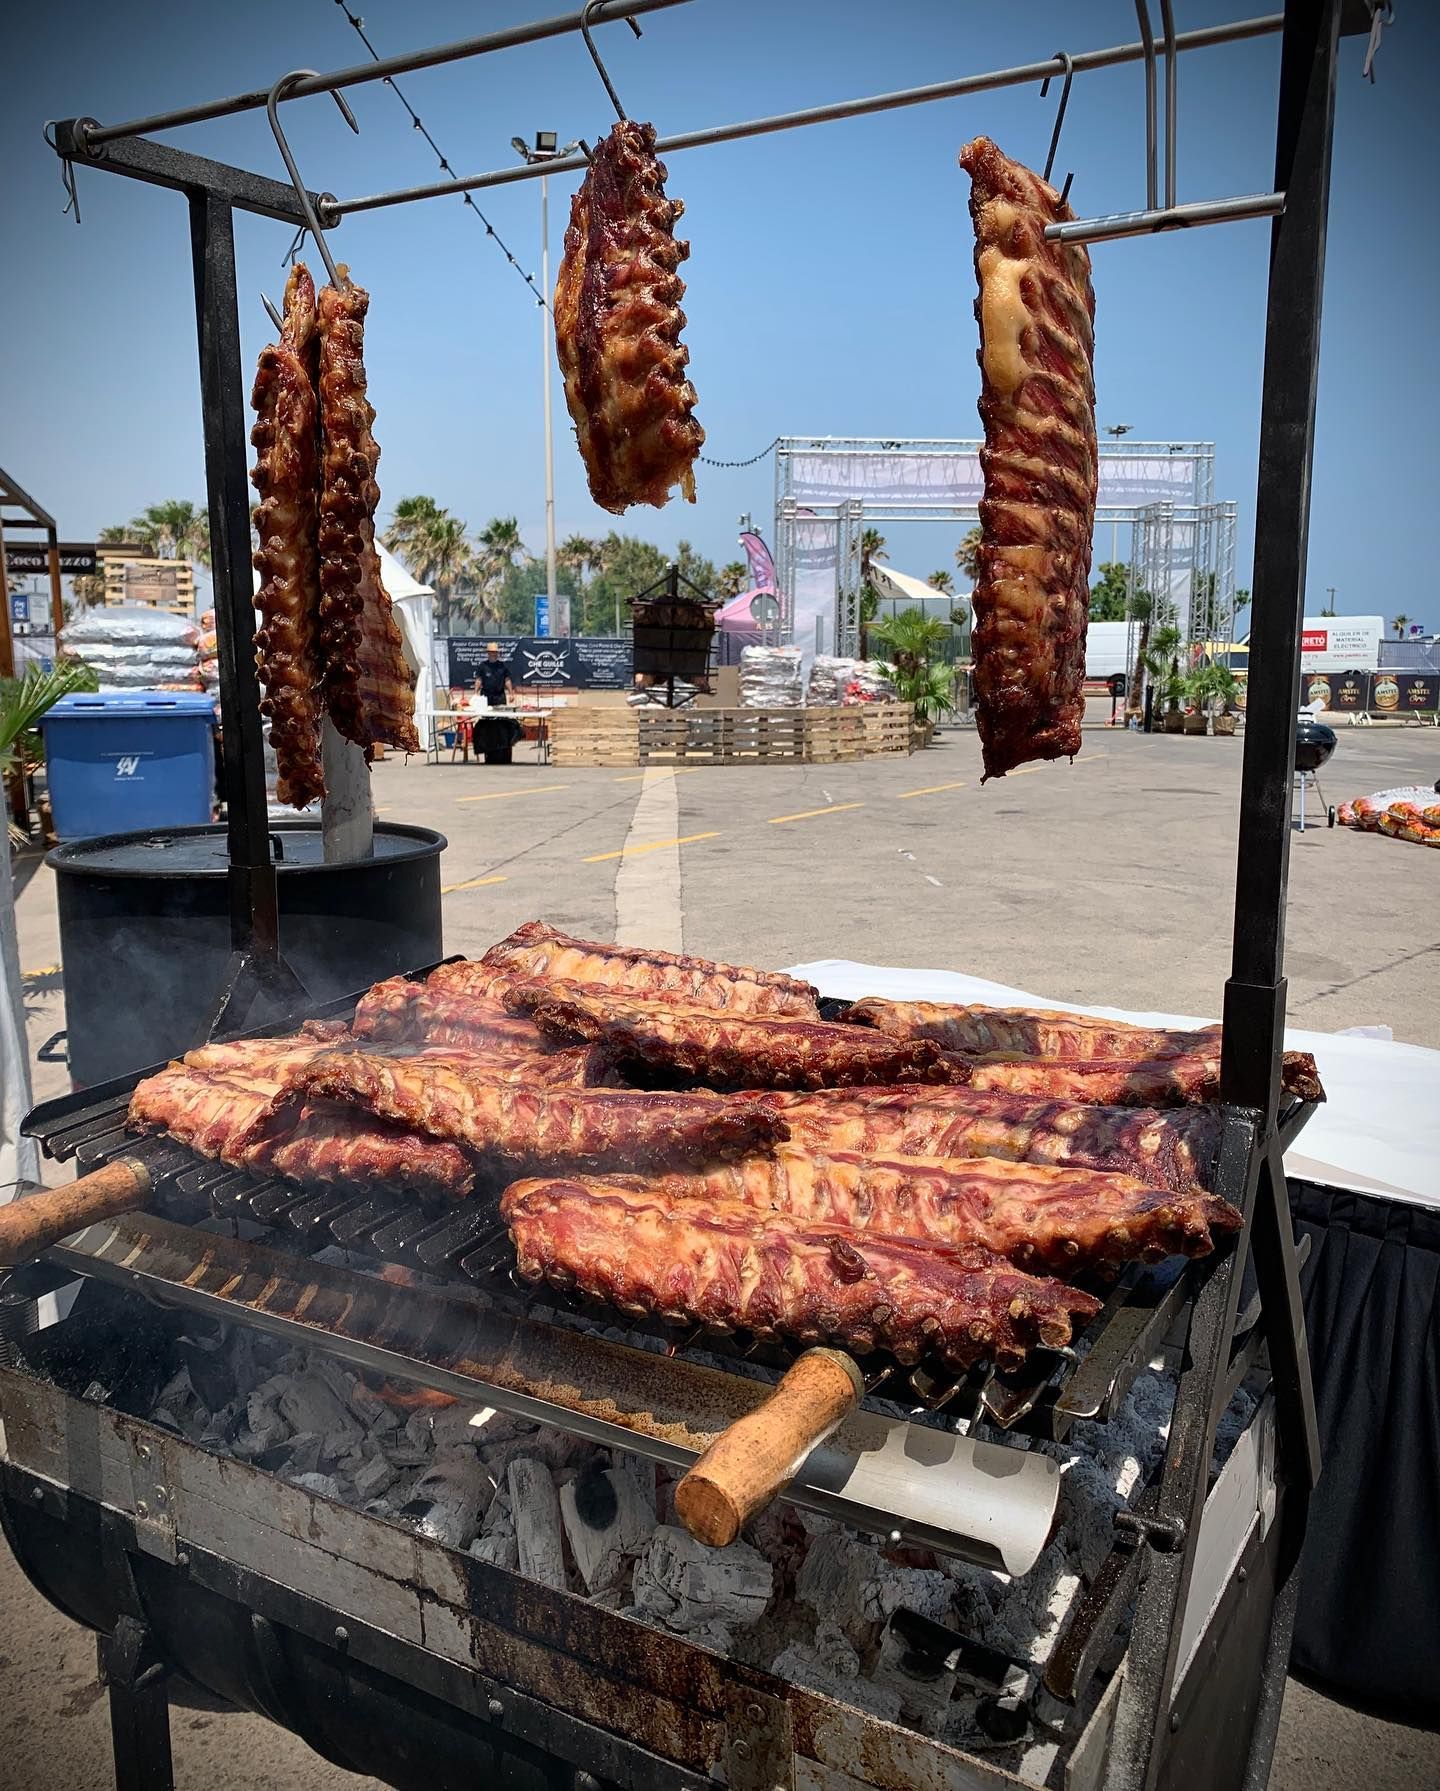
5, 711, 1439, 1788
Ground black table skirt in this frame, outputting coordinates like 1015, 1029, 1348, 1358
1290, 1181, 1440, 1721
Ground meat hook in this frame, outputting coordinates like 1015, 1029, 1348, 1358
1039, 51, 1075, 201
265, 68, 359, 287
260, 292, 285, 332
579, 0, 644, 124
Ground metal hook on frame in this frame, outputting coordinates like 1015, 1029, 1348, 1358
1039, 52, 1075, 203
260, 292, 285, 332
265, 68, 359, 287
579, 0, 644, 124
43, 121, 82, 222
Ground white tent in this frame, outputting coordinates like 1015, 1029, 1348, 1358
870, 562, 969, 623
250, 540, 436, 727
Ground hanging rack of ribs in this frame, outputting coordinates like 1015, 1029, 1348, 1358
249, 262, 327, 809
768, 1086, 1224, 1192
509, 983, 970, 1089
502, 1177, 1102, 1372
847, 997, 1221, 1062
959, 136, 1097, 781
478, 920, 821, 1015
316, 269, 420, 755
554, 120, 705, 512
551, 1147, 1240, 1274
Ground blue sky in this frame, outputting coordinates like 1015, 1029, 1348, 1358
4, 1, 1436, 632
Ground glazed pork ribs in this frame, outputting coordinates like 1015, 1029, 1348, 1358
479, 921, 821, 1017
509, 983, 969, 1091
958, 136, 1097, 780
503, 1177, 1102, 1372
583, 1146, 1241, 1274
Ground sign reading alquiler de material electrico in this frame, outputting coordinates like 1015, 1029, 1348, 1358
1299, 616, 1383, 672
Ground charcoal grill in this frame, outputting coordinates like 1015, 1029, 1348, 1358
3, 2, 1362, 1788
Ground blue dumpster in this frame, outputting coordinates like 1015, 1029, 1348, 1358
42, 691, 216, 839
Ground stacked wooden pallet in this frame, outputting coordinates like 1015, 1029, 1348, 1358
549, 705, 914, 768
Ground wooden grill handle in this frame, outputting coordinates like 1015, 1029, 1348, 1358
0, 1158, 152, 1267
674, 1348, 865, 1548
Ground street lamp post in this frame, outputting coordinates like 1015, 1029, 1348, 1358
513, 131, 580, 637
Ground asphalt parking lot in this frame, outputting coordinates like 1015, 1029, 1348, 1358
5, 711, 1439, 1790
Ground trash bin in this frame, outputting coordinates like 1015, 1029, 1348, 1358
42, 692, 216, 840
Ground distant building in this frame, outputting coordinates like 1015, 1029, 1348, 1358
100, 541, 196, 617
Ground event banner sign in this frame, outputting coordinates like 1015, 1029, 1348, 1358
1301, 669, 1438, 715
783, 444, 1206, 509
447, 636, 632, 690
1300, 616, 1383, 672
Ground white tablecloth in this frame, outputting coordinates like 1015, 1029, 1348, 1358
785, 960, 1440, 1212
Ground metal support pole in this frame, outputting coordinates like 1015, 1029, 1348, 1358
1222, 0, 1340, 1122
187, 189, 307, 1034
0, 510, 13, 680
45, 529, 64, 640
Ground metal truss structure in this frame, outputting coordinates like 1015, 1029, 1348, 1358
772, 437, 1235, 659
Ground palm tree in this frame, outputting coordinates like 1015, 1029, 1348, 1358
868, 607, 950, 680
382, 495, 446, 568
558, 534, 602, 587
715, 561, 748, 602
927, 569, 955, 595
459, 517, 528, 632
1391, 614, 1411, 639
955, 527, 983, 585
129, 500, 211, 566
1126, 588, 1157, 717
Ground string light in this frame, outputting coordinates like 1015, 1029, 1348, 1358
331, 0, 551, 311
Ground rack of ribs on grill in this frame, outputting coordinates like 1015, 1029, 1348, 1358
554, 121, 704, 513
290, 1050, 788, 1170
848, 998, 1221, 1063
479, 921, 820, 1016
580, 1146, 1241, 1274
128, 1061, 477, 1198
316, 271, 420, 756
250, 262, 326, 809
502, 1177, 1102, 1371
353, 977, 554, 1050
509, 984, 969, 1091
958, 137, 1097, 781
960, 1049, 1325, 1108
768, 1086, 1223, 1193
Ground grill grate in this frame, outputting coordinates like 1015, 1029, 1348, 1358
23, 1016, 1286, 1442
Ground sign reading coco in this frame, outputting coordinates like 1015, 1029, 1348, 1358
1299, 616, 1383, 672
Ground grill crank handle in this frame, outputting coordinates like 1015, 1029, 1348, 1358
675, 1347, 865, 1548
0, 1158, 153, 1268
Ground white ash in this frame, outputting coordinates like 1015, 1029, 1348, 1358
137, 1324, 1261, 1773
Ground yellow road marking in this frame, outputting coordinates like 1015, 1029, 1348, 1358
583, 831, 721, 863
456, 783, 569, 804
768, 803, 865, 824
440, 873, 509, 895
897, 781, 969, 799
1073, 753, 1107, 763
612, 768, 697, 783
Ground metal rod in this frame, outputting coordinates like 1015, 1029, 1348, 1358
1135, 1, 1160, 209
265, 72, 358, 288
78, 0, 690, 149
330, 13, 1284, 217
1160, 0, 1179, 209
1045, 189, 1284, 244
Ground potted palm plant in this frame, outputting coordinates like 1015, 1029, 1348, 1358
869, 607, 953, 747
1184, 661, 1242, 736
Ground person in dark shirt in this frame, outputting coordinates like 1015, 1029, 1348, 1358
474, 642, 514, 708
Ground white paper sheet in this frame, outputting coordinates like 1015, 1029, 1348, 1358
786, 960, 1440, 1212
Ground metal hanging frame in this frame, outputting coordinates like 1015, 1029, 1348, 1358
40, 4, 1362, 1785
